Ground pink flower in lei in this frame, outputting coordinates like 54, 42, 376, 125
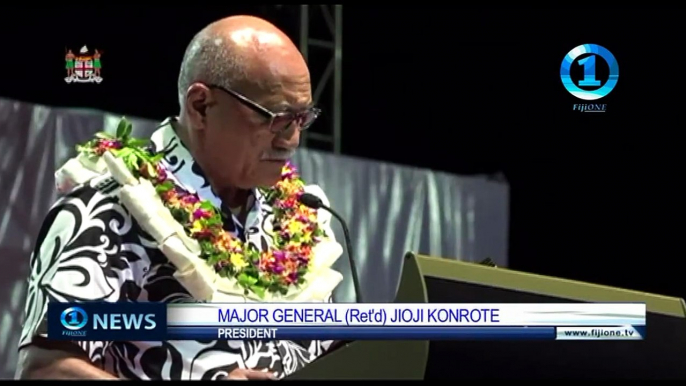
94, 139, 122, 155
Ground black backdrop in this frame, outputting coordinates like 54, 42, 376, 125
0, 7, 682, 301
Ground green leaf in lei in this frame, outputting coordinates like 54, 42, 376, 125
112, 147, 134, 158
124, 153, 140, 172
238, 273, 258, 287
150, 153, 165, 163
126, 138, 149, 148
75, 144, 94, 155
115, 118, 133, 140
199, 201, 217, 214
155, 180, 174, 194
250, 286, 266, 298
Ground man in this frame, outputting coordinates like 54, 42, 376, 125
17, 16, 333, 380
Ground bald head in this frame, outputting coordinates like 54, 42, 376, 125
177, 15, 306, 109
175, 15, 314, 194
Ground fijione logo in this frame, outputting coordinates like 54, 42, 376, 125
65, 45, 103, 84
572, 103, 607, 113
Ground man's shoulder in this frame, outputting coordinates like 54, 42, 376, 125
34, 174, 147, 253
42, 174, 130, 232
55, 174, 123, 207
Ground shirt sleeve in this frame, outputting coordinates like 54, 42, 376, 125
19, 185, 140, 364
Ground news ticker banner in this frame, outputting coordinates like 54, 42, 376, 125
47, 303, 646, 341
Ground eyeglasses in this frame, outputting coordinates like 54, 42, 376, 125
206, 84, 321, 133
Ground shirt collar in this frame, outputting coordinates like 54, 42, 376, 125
150, 117, 221, 208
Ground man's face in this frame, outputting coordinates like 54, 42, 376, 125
189, 71, 313, 190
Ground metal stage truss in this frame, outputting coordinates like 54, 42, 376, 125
298, 5, 342, 154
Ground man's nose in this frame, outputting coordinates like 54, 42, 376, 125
274, 123, 301, 149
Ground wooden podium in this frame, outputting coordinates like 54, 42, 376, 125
287, 252, 686, 379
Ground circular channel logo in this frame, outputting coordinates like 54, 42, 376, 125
560, 44, 618, 100
60, 306, 88, 330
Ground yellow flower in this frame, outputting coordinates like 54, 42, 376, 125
228, 239, 241, 249
190, 220, 203, 233
288, 221, 304, 235
230, 253, 248, 269
301, 231, 312, 243
167, 196, 179, 207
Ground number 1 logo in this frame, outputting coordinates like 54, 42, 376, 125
60, 306, 88, 330
560, 44, 618, 100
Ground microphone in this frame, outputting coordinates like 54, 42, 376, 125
299, 192, 363, 303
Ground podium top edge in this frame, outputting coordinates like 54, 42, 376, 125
414, 254, 686, 318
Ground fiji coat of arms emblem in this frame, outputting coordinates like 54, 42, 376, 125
65, 45, 103, 84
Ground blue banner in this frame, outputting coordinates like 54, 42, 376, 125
167, 326, 555, 340
45, 303, 644, 341
47, 302, 167, 341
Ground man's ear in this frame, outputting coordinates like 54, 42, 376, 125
185, 84, 213, 130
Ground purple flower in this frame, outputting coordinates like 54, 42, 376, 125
193, 208, 211, 219
100, 139, 122, 149
182, 195, 199, 205
281, 162, 297, 179
273, 250, 287, 262
156, 166, 167, 182
273, 198, 288, 210
174, 187, 189, 197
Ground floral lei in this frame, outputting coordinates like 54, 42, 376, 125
76, 118, 325, 298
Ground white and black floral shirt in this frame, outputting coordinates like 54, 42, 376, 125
19, 118, 335, 380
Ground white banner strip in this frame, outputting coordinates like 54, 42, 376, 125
167, 303, 646, 327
